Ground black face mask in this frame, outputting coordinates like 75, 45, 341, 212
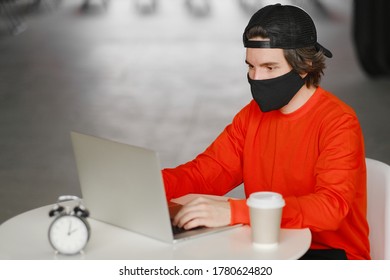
247, 70, 305, 112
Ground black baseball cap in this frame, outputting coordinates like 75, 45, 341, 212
243, 4, 332, 58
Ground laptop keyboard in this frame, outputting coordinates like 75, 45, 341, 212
171, 224, 187, 235
171, 223, 205, 235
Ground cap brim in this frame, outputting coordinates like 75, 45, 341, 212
315, 42, 333, 58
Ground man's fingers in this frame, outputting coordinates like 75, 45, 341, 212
172, 197, 230, 229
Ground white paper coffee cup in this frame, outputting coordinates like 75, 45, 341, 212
247, 192, 285, 247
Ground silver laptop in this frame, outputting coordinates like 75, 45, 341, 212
70, 131, 239, 243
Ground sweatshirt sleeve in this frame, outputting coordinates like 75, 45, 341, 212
229, 199, 250, 225
162, 104, 252, 201
281, 113, 366, 231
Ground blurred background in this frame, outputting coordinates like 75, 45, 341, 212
1, 0, 389, 224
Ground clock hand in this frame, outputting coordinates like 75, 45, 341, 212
67, 220, 73, 235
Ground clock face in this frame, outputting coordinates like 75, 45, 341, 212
48, 215, 90, 255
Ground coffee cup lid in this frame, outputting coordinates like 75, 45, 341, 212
246, 192, 285, 209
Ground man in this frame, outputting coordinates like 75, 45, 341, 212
162, 4, 370, 260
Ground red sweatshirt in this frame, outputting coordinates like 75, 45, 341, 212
162, 87, 370, 260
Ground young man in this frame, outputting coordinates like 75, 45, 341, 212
162, 4, 370, 260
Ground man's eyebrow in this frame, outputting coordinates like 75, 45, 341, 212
245, 60, 279, 67
245, 60, 252, 66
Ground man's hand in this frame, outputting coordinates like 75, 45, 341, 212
172, 196, 231, 229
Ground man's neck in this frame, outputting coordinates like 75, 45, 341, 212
279, 85, 317, 114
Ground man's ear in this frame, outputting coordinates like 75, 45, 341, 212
300, 73, 308, 79
305, 59, 313, 67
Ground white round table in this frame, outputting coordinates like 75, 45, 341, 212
0, 203, 311, 260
